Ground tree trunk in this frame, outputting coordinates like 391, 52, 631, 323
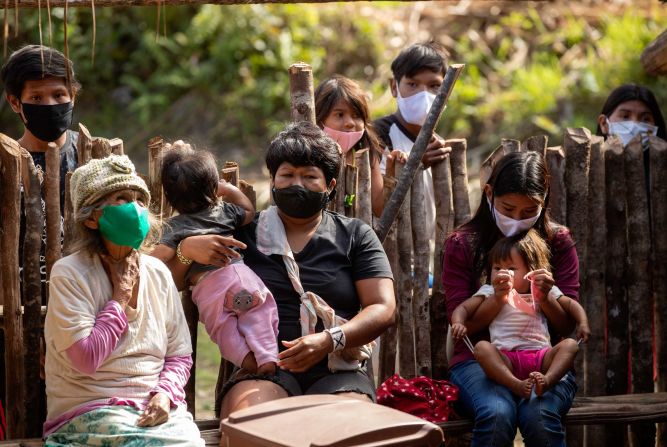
603, 136, 628, 447
449, 138, 471, 227
430, 153, 454, 379
0, 134, 26, 438
411, 168, 431, 377
288, 63, 316, 124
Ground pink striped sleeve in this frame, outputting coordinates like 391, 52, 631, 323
150, 355, 192, 407
65, 300, 128, 375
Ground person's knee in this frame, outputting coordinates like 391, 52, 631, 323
474, 394, 516, 435
220, 380, 287, 418
560, 338, 579, 355
473, 340, 493, 358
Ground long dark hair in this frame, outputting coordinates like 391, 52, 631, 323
314, 75, 382, 159
459, 151, 557, 283
596, 84, 666, 140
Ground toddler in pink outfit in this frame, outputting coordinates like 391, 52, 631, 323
153, 143, 278, 375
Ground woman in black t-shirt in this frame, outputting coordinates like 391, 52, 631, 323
172, 122, 396, 420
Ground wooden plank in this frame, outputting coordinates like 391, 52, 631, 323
603, 136, 628, 447
45, 142, 61, 285
0, 0, 414, 6
410, 167, 430, 377
545, 146, 566, 225
582, 136, 606, 445
641, 28, 667, 76
449, 139, 470, 228
430, 152, 453, 379
650, 135, 667, 446
19, 151, 45, 438
0, 133, 26, 438
355, 149, 372, 226
288, 63, 316, 124
395, 164, 415, 377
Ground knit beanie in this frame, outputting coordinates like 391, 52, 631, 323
71, 154, 150, 214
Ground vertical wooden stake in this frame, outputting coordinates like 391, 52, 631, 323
521, 135, 548, 158
430, 151, 454, 378
221, 161, 240, 187
355, 149, 372, 226
288, 63, 316, 124
0, 134, 26, 438
77, 123, 93, 165
501, 138, 520, 153
563, 128, 591, 271
545, 146, 566, 225
45, 142, 61, 285
379, 175, 398, 383
147, 137, 170, 219
344, 162, 358, 219
109, 138, 124, 155
449, 139, 470, 228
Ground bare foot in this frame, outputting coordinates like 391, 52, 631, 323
530, 372, 550, 396
511, 377, 534, 399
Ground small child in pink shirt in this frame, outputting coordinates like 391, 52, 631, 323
153, 143, 278, 375
451, 230, 590, 398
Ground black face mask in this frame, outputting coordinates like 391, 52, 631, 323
272, 185, 331, 219
20, 102, 74, 142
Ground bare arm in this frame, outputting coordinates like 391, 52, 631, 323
557, 296, 590, 342
370, 156, 384, 218
528, 269, 575, 336
278, 277, 395, 373
450, 295, 484, 339
218, 179, 254, 225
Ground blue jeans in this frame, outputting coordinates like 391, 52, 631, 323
449, 360, 577, 447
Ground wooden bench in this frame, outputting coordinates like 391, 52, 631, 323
2, 393, 666, 446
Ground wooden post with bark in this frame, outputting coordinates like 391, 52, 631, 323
624, 137, 655, 446
641, 28, 667, 76
603, 136, 628, 447
449, 139, 471, 227
109, 138, 124, 155
582, 136, 606, 445
45, 143, 62, 285
147, 137, 171, 219
395, 163, 415, 377
288, 63, 316, 124
77, 123, 93, 165
501, 138, 520, 153
650, 136, 667, 445
63, 173, 74, 254
19, 151, 45, 438
430, 154, 454, 379
221, 161, 240, 187
356, 149, 372, 226
521, 135, 548, 157
344, 162, 358, 219
379, 175, 398, 383
563, 128, 591, 271
545, 146, 566, 225
0, 134, 26, 438
411, 167, 431, 377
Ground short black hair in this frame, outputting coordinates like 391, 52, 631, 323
1, 45, 80, 99
266, 121, 342, 185
161, 146, 219, 214
391, 40, 449, 83
596, 83, 666, 140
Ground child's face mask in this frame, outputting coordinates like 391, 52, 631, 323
396, 89, 436, 126
606, 118, 658, 147
323, 126, 364, 154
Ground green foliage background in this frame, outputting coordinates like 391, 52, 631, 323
1, 2, 665, 173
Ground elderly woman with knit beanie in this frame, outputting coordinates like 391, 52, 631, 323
43, 155, 203, 446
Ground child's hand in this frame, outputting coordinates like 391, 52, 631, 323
524, 269, 554, 300
451, 323, 467, 340
257, 362, 277, 376
492, 269, 514, 300
576, 322, 591, 343
385, 150, 408, 178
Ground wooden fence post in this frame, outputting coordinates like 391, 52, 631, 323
45, 142, 62, 286
501, 138, 520, 153
0, 134, 26, 438
356, 149, 372, 226
77, 123, 93, 165
344, 161, 358, 219
521, 135, 548, 158
650, 136, 667, 445
449, 139, 471, 227
430, 153, 454, 379
379, 175, 398, 383
20, 151, 45, 438
411, 167, 431, 377
147, 137, 172, 219
395, 164, 415, 377
603, 136, 628, 447
109, 138, 124, 155
545, 146, 566, 225
624, 137, 655, 446
582, 136, 606, 445
288, 63, 316, 124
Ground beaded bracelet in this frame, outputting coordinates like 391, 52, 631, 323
176, 241, 193, 265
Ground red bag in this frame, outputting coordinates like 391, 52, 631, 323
377, 374, 459, 424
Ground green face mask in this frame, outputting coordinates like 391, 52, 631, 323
98, 202, 150, 249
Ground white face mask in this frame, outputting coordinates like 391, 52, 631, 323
606, 118, 658, 147
488, 199, 542, 237
396, 89, 436, 126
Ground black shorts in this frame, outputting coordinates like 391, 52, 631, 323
216, 366, 376, 416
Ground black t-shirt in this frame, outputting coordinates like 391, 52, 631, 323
161, 202, 246, 280
235, 210, 393, 350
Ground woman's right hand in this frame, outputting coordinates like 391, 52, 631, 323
100, 250, 140, 310
179, 234, 247, 268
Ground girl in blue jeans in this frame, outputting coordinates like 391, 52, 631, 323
442, 151, 580, 447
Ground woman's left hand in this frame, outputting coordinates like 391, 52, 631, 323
525, 269, 555, 300
137, 392, 170, 427
277, 332, 332, 373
